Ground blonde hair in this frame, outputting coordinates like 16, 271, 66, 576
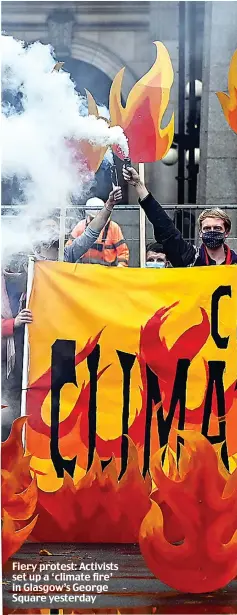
198, 208, 231, 232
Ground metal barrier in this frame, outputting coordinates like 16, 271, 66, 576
2, 204, 237, 268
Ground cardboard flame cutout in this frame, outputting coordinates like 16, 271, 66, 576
139, 432, 237, 593
109, 42, 174, 162
1, 418, 38, 565
216, 50, 237, 134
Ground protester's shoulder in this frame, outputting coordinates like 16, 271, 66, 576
230, 249, 237, 264
71, 219, 86, 236
109, 220, 122, 230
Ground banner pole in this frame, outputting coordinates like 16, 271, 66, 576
139, 162, 146, 267
21, 256, 35, 419
58, 205, 66, 261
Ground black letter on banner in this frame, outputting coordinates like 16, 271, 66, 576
51, 340, 77, 478
202, 360, 229, 470
116, 351, 136, 478
87, 345, 100, 471
142, 365, 162, 477
211, 286, 231, 349
157, 359, 190, 453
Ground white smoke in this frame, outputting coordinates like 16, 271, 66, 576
77, 99, 114, 166
94, 106, 114, 165
1, 35, 128, 261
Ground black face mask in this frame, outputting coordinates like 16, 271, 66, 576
202, 231, 225, 249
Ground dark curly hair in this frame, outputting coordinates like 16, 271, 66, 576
146, 242, 165, 254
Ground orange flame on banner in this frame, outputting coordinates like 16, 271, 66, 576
109, 42, 174, 162
216, 50, 237, 134
140, 304, 237, 435
26, 304, 237, 481
139, 432, 237, 593
30, 439, 151, 543
26, 327, 153, 466
69, 90, 109, 173
1, 418, 38, 565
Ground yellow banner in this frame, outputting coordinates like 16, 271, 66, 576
26, 262, 237, 541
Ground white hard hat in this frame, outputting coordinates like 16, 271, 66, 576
85, 197, 104, 210
85, 197, 105, 218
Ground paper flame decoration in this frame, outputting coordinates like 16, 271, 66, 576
216, 50, 237, 134
1, 418, 38, 566
55, 42, 174, 171
139, 432, 237, 593
109, 42, 174, 162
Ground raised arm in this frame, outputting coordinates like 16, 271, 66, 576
64, 186, 122, 263
122, 166, 196, 268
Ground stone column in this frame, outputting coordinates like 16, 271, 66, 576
46, 9, 75, 56
146, 1, 179, 205
197, 1, 237, 245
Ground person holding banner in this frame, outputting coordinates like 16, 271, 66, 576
34, 186, 122, 263
123, 166, 237, 267
1, 254, 32, 440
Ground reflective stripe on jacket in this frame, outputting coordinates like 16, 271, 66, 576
69, 219, 129, 266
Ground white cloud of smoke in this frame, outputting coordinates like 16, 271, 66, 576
77, 98, 114, 166
1, 35, 128, 263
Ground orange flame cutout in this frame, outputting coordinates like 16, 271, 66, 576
139, 432, 237, 593
31, 438, 151, 543
70, 89, 109, 173
216, 50, 237, 134
109, 42, 174, 162
1, 417, 38, 565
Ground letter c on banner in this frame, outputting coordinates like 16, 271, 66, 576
211, 285, 231, 349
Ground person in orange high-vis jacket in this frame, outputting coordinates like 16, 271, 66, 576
67, 197, 129, 267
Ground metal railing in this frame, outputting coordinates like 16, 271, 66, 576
2, 204, 237, 267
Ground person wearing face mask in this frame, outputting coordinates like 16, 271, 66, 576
122, 166, 237, 267
146, 242, 169, 269
1, 253, 33, 441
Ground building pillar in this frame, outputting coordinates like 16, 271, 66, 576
198, 1, 237, 212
